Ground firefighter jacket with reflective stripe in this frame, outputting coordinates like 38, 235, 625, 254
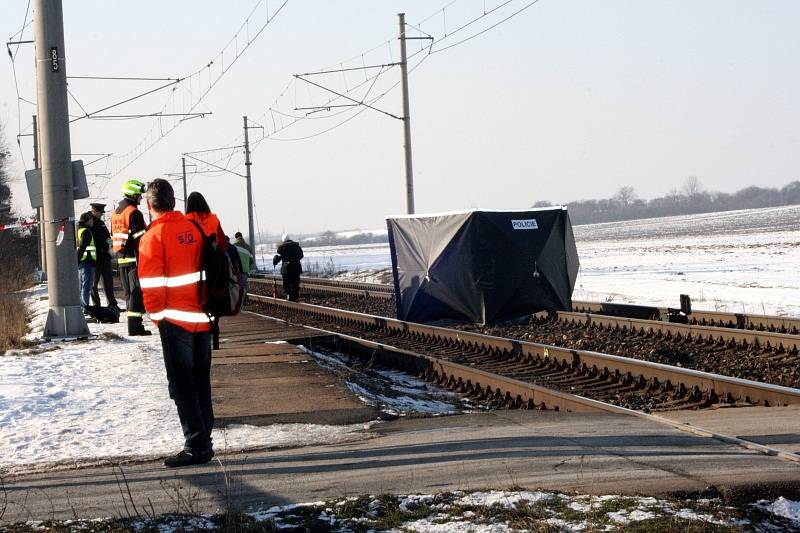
111, 199, 146, 265
76, 226, 96, 262
138, 210, 211, 332
185, 211, 227, 252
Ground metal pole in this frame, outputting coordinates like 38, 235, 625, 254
181, 156, 187, 207
243, 115, 256, 249
33, 115, 47, 277
398, 13, 415, 215
34, 0, 89, 339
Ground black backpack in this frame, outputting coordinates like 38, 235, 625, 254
188, 220, 243, 318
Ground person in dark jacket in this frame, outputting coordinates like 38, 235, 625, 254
273, 234, 303, 301
76, 212, 96, 308
89, 203, 119, 310
233, 231, 254, 305
225, 236, 243, 273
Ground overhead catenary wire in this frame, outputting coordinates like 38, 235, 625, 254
167, 0, 547, 181
105, 0, 291, 179
430, 0, 542, 54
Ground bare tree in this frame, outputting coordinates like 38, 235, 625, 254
682, 175, 704, 198
0, 122, 12, 223
613, 186, 638, 208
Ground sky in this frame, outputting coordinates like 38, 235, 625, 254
1, 0, 798, 237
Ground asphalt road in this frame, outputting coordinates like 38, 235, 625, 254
3, 410, 798, 523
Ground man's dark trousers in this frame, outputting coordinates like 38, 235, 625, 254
282, 262, 302, 301
158, 320, 214, 454
120, 264, 147, 334
91, 258, 118, 308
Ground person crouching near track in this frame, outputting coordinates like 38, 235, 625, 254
139, 179, 214, 468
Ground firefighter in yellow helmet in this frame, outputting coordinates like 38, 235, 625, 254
111, 179, 151, 336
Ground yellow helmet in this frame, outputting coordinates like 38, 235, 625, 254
121, 179, 145, 198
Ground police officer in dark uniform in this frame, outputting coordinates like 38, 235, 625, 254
89, 203, 119, 311
273, 234, 303, 301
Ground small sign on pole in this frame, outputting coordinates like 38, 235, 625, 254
24, 160, 89, 209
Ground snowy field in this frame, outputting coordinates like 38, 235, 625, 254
261, 205, 800, 317
572, 205, 800, 317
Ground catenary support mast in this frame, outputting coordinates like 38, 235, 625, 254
34, 0, 89, 338
33, 114, 46, 277
243, 116, 256, 249
398, 13, 415, 215
181, 156, 187, 206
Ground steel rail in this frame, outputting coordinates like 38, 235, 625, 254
250, 274, 394, 293
245, 308, 800, 463
313, 331, 630, 413
249, 277, 393, 300
251, 277, 798, 351
541, 311, 799, 353
571, 300, 800, 334
250, 274, 798, 333
248, 294, 800, 408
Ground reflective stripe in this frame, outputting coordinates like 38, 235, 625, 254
118, 257, 137, 264
166, 271, 204, 287
127, 311, 143, 317
149, 309, 210, 323
131, 230, 146, 239
139, 276, 166, 289
112, 233, 129, 240
139, 271, 204, 289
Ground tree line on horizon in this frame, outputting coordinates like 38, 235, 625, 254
534, 177, 800, 226
305, 177, 800, 247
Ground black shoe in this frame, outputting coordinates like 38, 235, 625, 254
164, 449, 214, 468
129, 330, 152, 336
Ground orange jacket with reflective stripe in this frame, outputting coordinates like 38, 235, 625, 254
111, 204, 136, 252
185, 212, 227, 252
138, 210, 211, 332
111, 201, 146, 264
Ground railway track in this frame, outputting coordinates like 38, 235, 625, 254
249, 274, 799, 333
248, 276, 800, 354
247, 294, 800, 414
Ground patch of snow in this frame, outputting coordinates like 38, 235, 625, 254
0, 289, 371, 475
755, 497, 800, 523
299, 345, 466, 416
568, 501, 592, 512
457, 490, 552, 509
400, 517, 514, 532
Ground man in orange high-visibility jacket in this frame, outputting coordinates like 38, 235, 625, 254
138, 179, 214, 468
111, 179, 150, 336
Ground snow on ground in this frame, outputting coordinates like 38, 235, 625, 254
0, 288, 373, 475
109, 491, 800, 532
572, 205, 800, 317
754, 496, 800, 522
262, 205, 800, 317
299, 346, 469, 416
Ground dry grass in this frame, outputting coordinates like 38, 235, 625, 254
0, 237, 37, 353
0, 293, 29, 352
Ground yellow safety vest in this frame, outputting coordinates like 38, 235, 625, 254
77, 227, 96, 262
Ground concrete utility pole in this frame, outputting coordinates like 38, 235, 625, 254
243, 115, 256, 249
181, 156, 188, 206
34, 0, 89, 339
398, 13, 415, 215
33, 115, 47, 277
